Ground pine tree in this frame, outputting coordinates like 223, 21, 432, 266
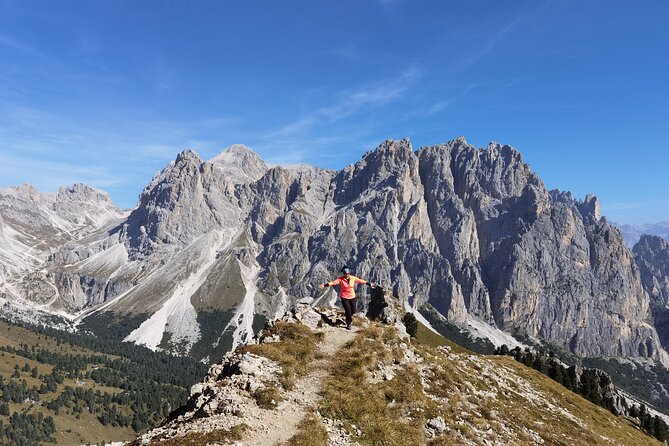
403, 313, 418, 337
548, 361, 566, 386
653, 415, 669, 441
533, 354, 547, 374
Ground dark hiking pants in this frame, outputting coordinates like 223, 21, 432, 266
341, 297, 357, 326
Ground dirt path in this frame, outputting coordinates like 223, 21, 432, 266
240, 325, 357, 446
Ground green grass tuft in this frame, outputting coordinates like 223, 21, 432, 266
285, 413, 328, 446
254, 385, 283, 409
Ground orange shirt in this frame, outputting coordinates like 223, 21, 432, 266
328, 275, 367, 299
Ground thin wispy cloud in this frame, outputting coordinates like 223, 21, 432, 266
0, 152, 122, 190
272, 65, 423, 139
243, 66, 424, 165
424, 83, 480, 117
603, 202, 641, 211
604, 201, 669, 212
457, 15, 524, 72
0, 32, 126, 102
0, 101, 243, 207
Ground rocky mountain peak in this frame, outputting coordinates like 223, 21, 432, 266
174, 149, 202, 166
634, 234, 669, 296
485, 142, 524, 163
210, 144, 268, 184
56, 183, 114, 205
0, 183, 42, 203
365, 138, 415, 172
122, 148, 238, 255
379, 137, 412, 151
451, 135, 469, 146
636, 234, 669, 254
333, 138, 419, 201
224, 143, 259, 158
52, 183, 125, 229
577, 194, 602, 223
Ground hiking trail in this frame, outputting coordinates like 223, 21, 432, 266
241, 325, 357, 446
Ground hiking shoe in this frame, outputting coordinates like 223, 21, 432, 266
346, 324, 352, 330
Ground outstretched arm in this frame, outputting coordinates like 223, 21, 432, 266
319, 278, 340, 289
354, 277, 376, 288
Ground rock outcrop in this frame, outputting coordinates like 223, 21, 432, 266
366, 285, 405, 326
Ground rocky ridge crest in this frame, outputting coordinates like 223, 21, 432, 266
134, 305, 662, 446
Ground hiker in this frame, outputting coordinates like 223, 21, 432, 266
319, 266, 375, 330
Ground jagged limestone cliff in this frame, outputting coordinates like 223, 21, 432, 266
635, 235, 669, 349
0, 138, 664, 364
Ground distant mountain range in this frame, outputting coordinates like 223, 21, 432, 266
1, 138, 668, 377
616, 221, 669, 248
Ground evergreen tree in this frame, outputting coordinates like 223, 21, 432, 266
403, 313, 418, 337
548, 361, 566, 386
532, 354, 547, 374
642, 411, 654, 433
579, 370, 603, 406
653, 415, 669, 441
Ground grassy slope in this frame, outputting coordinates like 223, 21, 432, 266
0, 321, 136, 445
413, 320, 472, 354
416, 321, 662, 445
308, 321, 662, 446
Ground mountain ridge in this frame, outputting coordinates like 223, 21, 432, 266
0, 138, 666, 368
617, 221, 669, 248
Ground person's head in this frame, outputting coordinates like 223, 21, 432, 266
341, 265, 350, 278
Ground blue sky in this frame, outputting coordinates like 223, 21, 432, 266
0, 0, 667, 224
